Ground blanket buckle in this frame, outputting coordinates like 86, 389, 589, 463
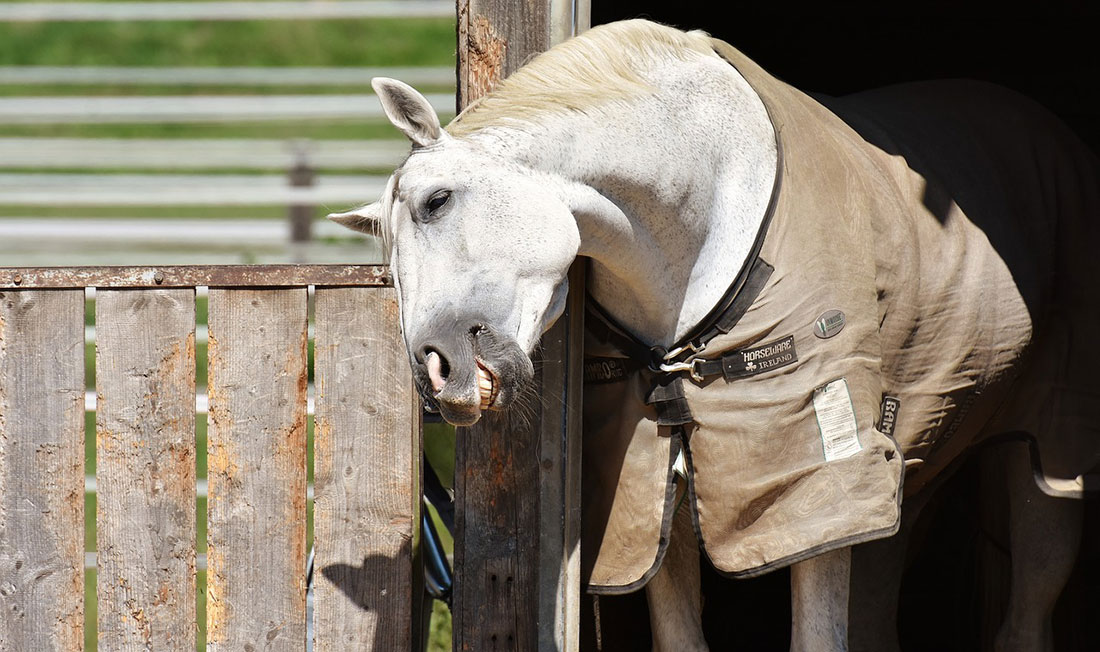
659, 358, 706, 382
663, 340, 703, 362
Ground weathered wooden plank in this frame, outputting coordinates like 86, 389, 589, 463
0, 290, 85, 651
454, 1, 587, 649
452, 410, 542, 650
95, 288, 197, 650
312, 287, 420, 651
457, 1, 550, 110
0, 264, 389, 290
206, 288, 308, 651
537, 263, 585, 652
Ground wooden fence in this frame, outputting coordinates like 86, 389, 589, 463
0, 264, 422, 650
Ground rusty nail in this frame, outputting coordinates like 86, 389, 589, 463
12, 274, 22, 285
153, 271, 165, 285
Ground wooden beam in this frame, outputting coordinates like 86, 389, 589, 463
0, 290, 85, 651
312, 287, 421, 650
206, 288, 309, 651
96, 289, 197, 650
454, 2, 586, 649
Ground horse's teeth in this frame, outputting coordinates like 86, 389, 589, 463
477, 366, 494, 409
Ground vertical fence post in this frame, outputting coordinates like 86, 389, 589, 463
288, 140, 315, 245
206, 288, 308, 651
0, 289, 85, 652
95, 288, 197, 650
312, 286, 420, 650
454, 2, 588, 649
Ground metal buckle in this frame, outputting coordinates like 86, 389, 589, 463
658, 358, 705, 383
663, 340, 703, 362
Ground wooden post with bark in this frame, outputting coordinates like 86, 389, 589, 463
454, 1, 589, 650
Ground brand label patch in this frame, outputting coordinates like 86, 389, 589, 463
584, 358, 631, 384
722, 334, 797, 380
813, 378, 862, 462
814, 309, 846, 339
879, 395, 901, 437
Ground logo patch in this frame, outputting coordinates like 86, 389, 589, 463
722, 335, 797, 380
584, 358, 632, 384
879, 395, 900, 436
814, 309, 846, 339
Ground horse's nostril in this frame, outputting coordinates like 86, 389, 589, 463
423, 348, 450, 393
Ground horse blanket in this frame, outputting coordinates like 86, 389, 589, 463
581, 37, 1100, 592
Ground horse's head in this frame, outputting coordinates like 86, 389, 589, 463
331, 78, 580, 426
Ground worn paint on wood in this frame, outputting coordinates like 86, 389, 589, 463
0, 264, 389, 290
206, 288, 308, 651
536, 262, 585, 652
0, 290, 85, 651
312, 287, 419, 650
457, 0, 551, 110
455, 2, 586, 650
453, 406, 542, 650
95, 288, 197, 650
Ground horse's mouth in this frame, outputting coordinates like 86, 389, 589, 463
476, 359, 500, 411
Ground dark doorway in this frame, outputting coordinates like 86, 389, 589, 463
583, 4, 1100, 650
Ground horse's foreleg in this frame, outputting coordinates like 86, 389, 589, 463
645, 497, 708, 652
849, 483, 939, 652
790, 546, 851, 652
993, 441, 1082, 652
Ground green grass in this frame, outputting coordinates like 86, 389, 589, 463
0, 19, 455, 68
424, 422, 456, 491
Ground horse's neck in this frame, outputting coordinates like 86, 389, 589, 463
507, 56, 778, 345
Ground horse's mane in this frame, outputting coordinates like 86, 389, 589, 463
446, 20, 715, 137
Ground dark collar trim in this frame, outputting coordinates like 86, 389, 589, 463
586, 112, 784, 369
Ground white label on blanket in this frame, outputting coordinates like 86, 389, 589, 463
813, 378, 862, 461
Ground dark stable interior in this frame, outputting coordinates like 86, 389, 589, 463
583, 3, 1100, 650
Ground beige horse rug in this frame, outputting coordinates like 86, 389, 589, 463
580, 38, 1100, 593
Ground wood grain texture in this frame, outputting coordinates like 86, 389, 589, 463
455, 2, 586, 650
457, 0, 551, 110
536, 263, 585, 652
0, 290, 85, 652
95, 289, 196, 651
312, 287, 419, 651
206, 289, 308, 652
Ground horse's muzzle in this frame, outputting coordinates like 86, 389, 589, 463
410, 319, 533, 426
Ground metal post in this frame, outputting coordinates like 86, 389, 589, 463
287, 140, 314, 244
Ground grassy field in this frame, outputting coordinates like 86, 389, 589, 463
0, 19, 454, 67
3, 11, 460, 650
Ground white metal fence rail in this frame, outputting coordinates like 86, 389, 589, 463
0, 93, 453, 124
0, 1, 453, 22
0, 138, 409, 169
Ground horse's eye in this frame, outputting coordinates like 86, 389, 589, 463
426, 190, 451, 214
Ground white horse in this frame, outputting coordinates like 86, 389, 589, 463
332, 20, 1097, 651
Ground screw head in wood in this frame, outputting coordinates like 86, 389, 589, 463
12, 273, 21, 285
154, 271, 165, 285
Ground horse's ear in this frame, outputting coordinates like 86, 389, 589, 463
372, 77, 447, 147
328, 202, 383, 236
